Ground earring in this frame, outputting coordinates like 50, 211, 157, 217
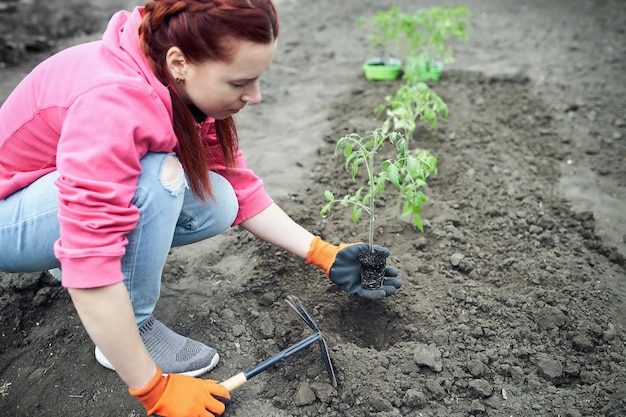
175, 76, 184, 83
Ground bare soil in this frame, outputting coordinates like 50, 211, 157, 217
1, 0, 625, 416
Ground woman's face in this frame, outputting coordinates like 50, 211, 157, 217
172, 40, 277, 120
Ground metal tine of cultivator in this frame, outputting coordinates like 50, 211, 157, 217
319, 335, 337, 387
285, 295, 319, 332
285, 295, 337, 387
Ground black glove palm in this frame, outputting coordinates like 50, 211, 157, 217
329, 243, 401, 300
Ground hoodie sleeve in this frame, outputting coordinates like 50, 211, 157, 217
202, 120, 273, 226
54, 83, 176, 288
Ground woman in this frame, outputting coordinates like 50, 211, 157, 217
0, 0, 400, 415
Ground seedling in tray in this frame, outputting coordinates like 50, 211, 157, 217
359, 5, 471, 83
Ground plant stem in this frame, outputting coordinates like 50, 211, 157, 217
348, 133, 377, 253
367, 142, 375, 252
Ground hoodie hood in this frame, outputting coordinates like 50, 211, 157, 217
102, 6, 172, 115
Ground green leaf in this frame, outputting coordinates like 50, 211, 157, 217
413, 214, 424, 232
414, 178, 428, 188
320, 203, 332, 218
414, 190, 427, 205
345, 152, 360, 173
354, 188, 363, 201
352, 206, 363, 224
405, 156, 419, 176
351, 159, 360, 180
387, 163, 401, 187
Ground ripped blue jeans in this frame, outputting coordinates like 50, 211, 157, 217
0, 152, 238, 325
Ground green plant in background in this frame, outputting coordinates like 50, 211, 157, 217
370, 81, 446, 229
405, 6, 471, 65
320, 128, 437, 250
359, 5, 471, 82
357, 6, 404, 60
375, 81, 449, 144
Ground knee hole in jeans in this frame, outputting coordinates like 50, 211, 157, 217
160, 155, 187, 195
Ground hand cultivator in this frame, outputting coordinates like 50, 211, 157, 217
220, 295, 337, 391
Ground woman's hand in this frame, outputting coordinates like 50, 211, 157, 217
129, 367, 231, 417
306, 237, 402, 300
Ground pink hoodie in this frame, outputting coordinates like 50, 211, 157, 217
0, 7, 273, 288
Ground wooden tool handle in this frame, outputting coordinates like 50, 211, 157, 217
219, 372, 248, 392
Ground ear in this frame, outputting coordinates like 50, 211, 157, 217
165, 46, 188, 80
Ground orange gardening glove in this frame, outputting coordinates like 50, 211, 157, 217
129, 367, 231, 417
306, 236, 401, 300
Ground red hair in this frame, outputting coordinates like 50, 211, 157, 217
139, 0, 279, 199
